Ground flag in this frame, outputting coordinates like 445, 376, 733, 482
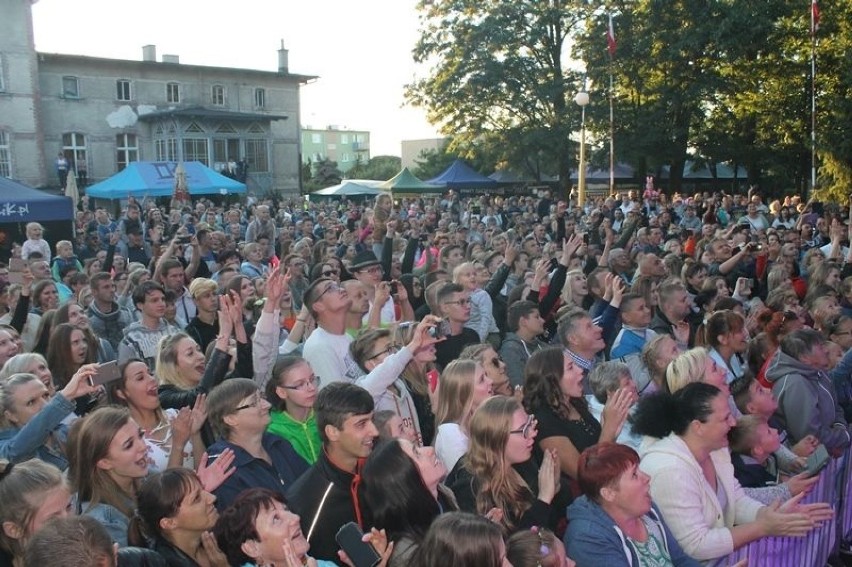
811, 0, 820, 36
607, 13, 617, 56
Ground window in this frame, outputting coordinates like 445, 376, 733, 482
311, 133, 321, 144
166, 82, 180, 103
212, 85, 225, 106
327, 143, 336, 151
0, 131, 11, 178
155, 139, 177, 161
116, 80, 131, 101
244, 139, 268, 172
0, 55, 5, 92
116, 134, 138, 170
340, 134, 349, 144
183, 138, 209, 165
62, 132, 87, 177
213, 138, 240, 164
341, 153, 350, 163
62, 76, 79, 98
254, 88, 265, 108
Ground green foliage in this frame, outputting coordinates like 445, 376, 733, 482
412, 144, 458, 181
407, 0, 584, 189
408, 0, 852, 198
304, 158, 342, 193
347, 155, 402, 181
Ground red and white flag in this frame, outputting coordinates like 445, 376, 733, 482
607, 13, 617, 56
811, 0, 820, 36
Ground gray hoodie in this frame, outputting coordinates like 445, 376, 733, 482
499, 332, 546, 387
764, 349, 850, 453
117, 319, 180, 371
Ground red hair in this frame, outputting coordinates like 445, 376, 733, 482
577, 442, 640, 503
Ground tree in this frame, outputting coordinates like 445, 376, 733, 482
347, 155, 402, 181
304, 158, 342, 193
407, 0, 584, 191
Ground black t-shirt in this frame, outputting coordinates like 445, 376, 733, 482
435, 328, 480, 371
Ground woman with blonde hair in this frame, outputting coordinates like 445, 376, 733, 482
641, 334, 681, 395
433, 359, 493, 471
666, 347, 730, 396
560, 269, 589, 310
157, 298, 250, 447
446, 396, 561, 534
0, 353, 53, 394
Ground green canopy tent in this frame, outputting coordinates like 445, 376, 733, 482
379, 167, 444, 197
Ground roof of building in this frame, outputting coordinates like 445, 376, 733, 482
37, 52, 318, 83
136, 105, 288, 122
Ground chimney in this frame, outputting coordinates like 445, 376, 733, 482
142, 44, 156, 62
277, 39, 289, 74
162, 54, 180, 64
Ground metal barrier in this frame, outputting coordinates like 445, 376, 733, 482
721, 450, 844, 567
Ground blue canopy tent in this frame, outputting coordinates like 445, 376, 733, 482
0, 177, 75, 222
86, 161, 246, 199
0, 177, 75, 255
426, 160, 497, 191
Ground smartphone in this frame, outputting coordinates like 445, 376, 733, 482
582, 233, 590, 244
548, 257, 558, 271
389, 282, 398, 295
427, 369, 440, 393
89, 361, 121, 386
805, 444, 830, 477
335, 522, 380, 567
428, 319, 451, 340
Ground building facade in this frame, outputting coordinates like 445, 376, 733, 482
301, 126, 370, 174
0, 0, 313, 196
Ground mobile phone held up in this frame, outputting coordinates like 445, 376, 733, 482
89, 360, 122, 387
335, 522, 380, 567
428, 319, 452, 340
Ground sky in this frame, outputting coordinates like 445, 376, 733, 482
30, 0, 442, 157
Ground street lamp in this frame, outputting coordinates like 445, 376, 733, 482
574, 90, 590, 208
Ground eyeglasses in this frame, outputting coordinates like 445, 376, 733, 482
282, 375, 321, 391
314, 282, 342, 302
509, 415, 538, 439
322, 269, 339, 277
442, 298, 471, 307
367, 344, 400, 361
234, 393, 264, 412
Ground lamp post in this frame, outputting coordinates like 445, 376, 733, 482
574, 90, 590, 209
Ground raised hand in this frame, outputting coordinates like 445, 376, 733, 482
189, 393, 208, 436
169, 406, 193, 446
196, 449, 236, 493
537, 448, 560, 504
60, 363, 102, 401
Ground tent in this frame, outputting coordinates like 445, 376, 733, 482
85, 161, 246, 199
311, 180, 386, 197
489, 169, 558, 184
379, 168, 443, 195
426, 160, 497, 190
0, 177, 74, 223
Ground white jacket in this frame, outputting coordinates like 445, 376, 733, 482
639, 434, 763, 562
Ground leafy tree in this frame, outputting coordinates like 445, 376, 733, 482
407, 0, 584, 191
411, 144, 457, 181
347, 155, 402, 181
304, 158, 342, 192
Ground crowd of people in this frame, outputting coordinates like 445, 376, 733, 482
0, 184, 849, 566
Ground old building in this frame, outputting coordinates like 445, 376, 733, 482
0, 0, 313, 196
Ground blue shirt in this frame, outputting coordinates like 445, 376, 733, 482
208, 432, 309, 511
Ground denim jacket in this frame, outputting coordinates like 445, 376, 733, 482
0, 391, 74, 470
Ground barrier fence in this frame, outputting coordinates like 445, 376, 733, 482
722, 449, 848, 567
